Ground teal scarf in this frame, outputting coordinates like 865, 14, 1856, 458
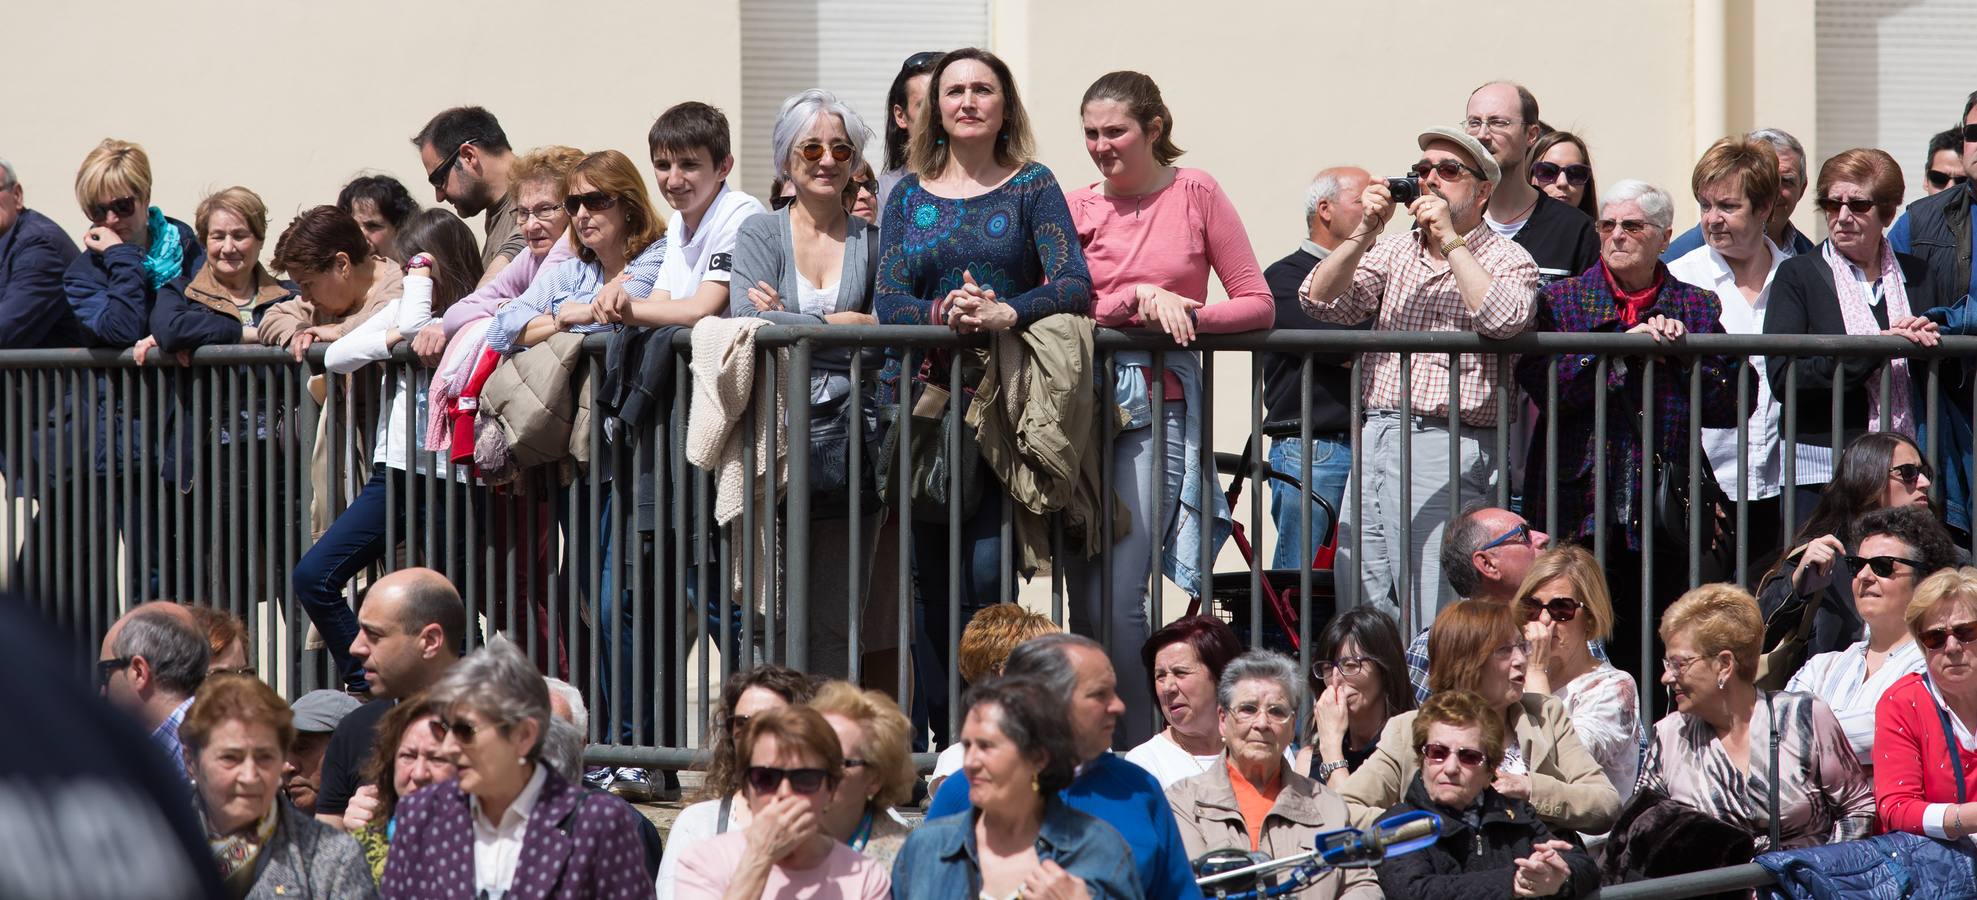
142, 206, 186, 289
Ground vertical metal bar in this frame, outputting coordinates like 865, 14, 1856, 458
1297, 354, 1314, 672
1249, 354, 1265, 648
846, 351, 863, 681
895, 348, 915, 712
1194, 350, 1214, 633
135, 366, 151, 603
1397, 352, 1412, 628
1735, 358, 1751, 585
228, 366, 244, 616
1150, 349, 1166, 608
1688, 359, 1703, 589
1496, 356, 1512, 507
1927, 360, 1942, 506
1349, 357, 1362, 613
786, 342, 812, 672
1448, 351, 1462, 522
1591, 356, 1607, 569
1098, 350, 1114, 646
83, 368, 100, 624
1639, 357, 1656, 717
1544, 360, 1558, 539
946, 351, 963, 739
1782, 359, 1798, 539
741, 368, 760, 664
1879, 359, 1892, 434
1830, 362, 1844, 482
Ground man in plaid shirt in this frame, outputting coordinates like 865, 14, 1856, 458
1300, 126, 1539, 633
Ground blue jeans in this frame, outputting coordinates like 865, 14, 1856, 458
1268, 435, 1352, 569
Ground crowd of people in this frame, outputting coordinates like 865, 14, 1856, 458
11, 45, 1977, 897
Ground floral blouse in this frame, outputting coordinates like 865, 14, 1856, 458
1637, 689, 1875, 851
1554, 663, 1644, 803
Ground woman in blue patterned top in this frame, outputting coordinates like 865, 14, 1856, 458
874, 47, 1092, 745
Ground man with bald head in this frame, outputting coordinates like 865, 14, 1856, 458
99, 602, 209, 781
313, 567, 466, 826
1463, 82, 1600, 284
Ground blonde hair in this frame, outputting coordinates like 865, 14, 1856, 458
957, 603, 1060, 684
1907, 567, 1977, 643
808, 681, 916, 809
74, 138, 153, 213
194, 187, 270, 242
1691, 136, 1780, 213
1658, 583, 1764, 682
509, 145, 587, 201
1512, 546, 1616, 642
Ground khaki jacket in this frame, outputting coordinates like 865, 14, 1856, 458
1168, 761, 1383, 900
257, 259, 401, 348
1341, 693, 1621, 836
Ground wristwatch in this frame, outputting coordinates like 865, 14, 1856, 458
1317, 759, 1349, 781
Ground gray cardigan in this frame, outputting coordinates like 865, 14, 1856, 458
245, 800, 377, 899
727, 208, 880, 383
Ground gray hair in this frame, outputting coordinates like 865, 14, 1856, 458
427, 635, 551, 761
1215, 650, 1304, 711
541, 716, 585, 786
1441, 503, 1499, 598
1749, 127, 1805, 166
771, 89, 874, 180
1002, 633, 1107, 699
113, 612, 209, 699
1599, 180, 1675, 230
0, 159, 15, 190
1304, 171, 1351, 225
544, 676, 589, 738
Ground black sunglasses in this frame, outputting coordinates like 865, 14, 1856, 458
427, 139, 477, 190
1815, 197, 1878, 215
1926, 170, 1970, 189
563, 191, 619, 215
1847, 554, 1926, 579
770, 194, 796, 211
1962, 124, 1977, 146
1891, 462, 1933, 487
1921, 621, 1977, 651
87, 196, 139, 223
1411, 159, 1483, 182
1531, 161, 1591, 186
1419, 742, 1488, 767
429, 716, 485, 744
744, 765, 832, 795
1521, 596, 1584, 623
96, 656, 133, 688
903, 50, 943, 71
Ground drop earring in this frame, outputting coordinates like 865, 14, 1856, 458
1716, 674, 1726, 691
1030, 775, 1040, 793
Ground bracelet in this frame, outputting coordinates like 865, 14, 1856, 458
1440, 235, 1468, 256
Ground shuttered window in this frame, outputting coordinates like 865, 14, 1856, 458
1816, 0, 1977, 206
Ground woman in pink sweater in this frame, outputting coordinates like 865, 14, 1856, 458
1064, 70, 1275, 747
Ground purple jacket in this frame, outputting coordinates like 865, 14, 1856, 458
379, 772, 656, 900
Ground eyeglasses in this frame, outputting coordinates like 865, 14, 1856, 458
96, 656, 133, 689
797, 141, 856, 164
1531, 162, 1591, 186
1520, 596, 1584, 623
1595, 218, 1657, 237
563, 192, 618, 215
1492, 640, 1532, 660
744, 765, 833, 795
1920, 621, 1977, 651
1891, 462, 1933, 487
1461, 116, 1525, 134
1228, 701, 1296, 724
86, 196, 138, 223
1313, 656, 1379, 681
427, 139, 476, 189
1661, 654, 1702, 675
1926, 170, 1970, 189
428, 716, 485, 744
511, 204, 563, 224
1847, 554, 1926, 579
1478, 523, 1532, 552
770, 194, 796, 211
1411, 159, 1484, 182
1418, 742, 1488, 767
1815, 197, 1878, 215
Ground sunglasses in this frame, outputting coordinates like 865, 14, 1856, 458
1847, 554, 1925, 579
1531, 161, 1591, 186
1478, 523, 1532, 552
1520, 596, 1584, 623
96, 656, 134, 688
770, 194, 797, 210
1926, 170, 1970, 189
1920, 621, 1977, 651
1815, 197, 1878, 215
87, 196, 139, 223
1891, 462, 1933, 487
1419, 742, 1488, 767
1962, 124, 1977, 145
563, 191, 619, 215
1595, 218, 1656, 237
797, 142, 856, 164
428, 716, 485, 744
1313, 656, 1378, 681
744, 765, 833, 795
427, 139, 476, 189
904, 51, 943, 70
1411, 159, 1482, 182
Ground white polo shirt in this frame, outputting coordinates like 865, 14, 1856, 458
651, 185, 766, 302
1667, 237, 1787, 502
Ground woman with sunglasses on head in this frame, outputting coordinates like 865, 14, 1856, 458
677, 705, 892, 900
1873, 566, 1977, 841
379, 637, 653, 900
1299, 607, 1413, 790
1642, 584, 1873, 851
1528, 131, 1598, 219
1513, 547, 1642, 822
874, 50, 941, 226
1124, 613, 1244, 788
1063, 71, 1272, 748
1788, 506, 1956, 778
1758, 432, 1953, 664
1341, 599, 1620, 840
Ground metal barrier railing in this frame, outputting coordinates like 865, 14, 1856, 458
3, 327, 1970, 768
1598, 862, 1775, 898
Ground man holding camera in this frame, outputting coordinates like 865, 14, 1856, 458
1299, 127, 1538, 632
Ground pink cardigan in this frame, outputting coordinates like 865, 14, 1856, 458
1065, 167, 1273, 332
440, 229, 578, 336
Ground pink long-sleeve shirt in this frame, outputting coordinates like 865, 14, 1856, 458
1066, 167, 1274, 333
440, 229, 579, 336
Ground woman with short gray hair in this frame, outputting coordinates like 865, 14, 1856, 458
1166, 650, 1381, 900
378, 637, 656, 899
727, 88, 894, 681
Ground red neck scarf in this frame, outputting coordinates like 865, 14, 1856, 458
1603, 262, 1666, 328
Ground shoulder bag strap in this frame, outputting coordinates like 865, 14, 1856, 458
1766, 691, 1783, 850
1938, 698, 1969, 805
717, 793, 733, 834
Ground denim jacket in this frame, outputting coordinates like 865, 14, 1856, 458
891, 799, 1146, 900
1112, 349, 1232, 595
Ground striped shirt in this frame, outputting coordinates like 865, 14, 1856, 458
1785, 637, 1925, 768
1299, 223, 1538, 426
488, 238, 668, 354
152, 695, 194, 784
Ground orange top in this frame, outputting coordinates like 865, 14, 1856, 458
1227, 760, 1284, 851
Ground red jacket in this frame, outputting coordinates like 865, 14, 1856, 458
1873, 672, 1977, 835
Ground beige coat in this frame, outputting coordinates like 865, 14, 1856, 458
1168, 761, 1382, 900
1340, 693, 1621, 836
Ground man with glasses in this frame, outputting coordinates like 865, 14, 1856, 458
1663, 127, 1818, 262
98, 602, 210, 785
1301, 127, 1539, 630
410, 105, 526, 280
1463, 82, 1599, 285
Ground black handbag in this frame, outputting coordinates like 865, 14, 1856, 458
805, 384, 883, 517
875, 351, 985, 525
1652, 451, 1736, 550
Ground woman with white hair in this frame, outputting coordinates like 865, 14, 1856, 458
378, 637, 655, 899
728, 88, 889, 680
1513, 178, 1746, 684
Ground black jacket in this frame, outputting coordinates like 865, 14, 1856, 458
1375, 775, 1599, 900
1902, 182, 1973, 312
1762, 248, 1933, 455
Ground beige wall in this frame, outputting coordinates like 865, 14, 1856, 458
6, 1, 743, 243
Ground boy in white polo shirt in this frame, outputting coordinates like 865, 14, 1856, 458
597, 101, 765, 326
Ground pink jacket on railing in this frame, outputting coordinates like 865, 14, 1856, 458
440, 230, 578, 337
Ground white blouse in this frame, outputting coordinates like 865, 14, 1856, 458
1785, 636, 1926, 766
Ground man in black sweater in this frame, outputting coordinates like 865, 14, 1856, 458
1464, 82, 1600, 284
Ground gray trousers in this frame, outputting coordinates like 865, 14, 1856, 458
1334, 410, 1499, 634
774, 508, 899, 680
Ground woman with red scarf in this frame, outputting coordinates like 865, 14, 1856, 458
1514, 179, 1746, 685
